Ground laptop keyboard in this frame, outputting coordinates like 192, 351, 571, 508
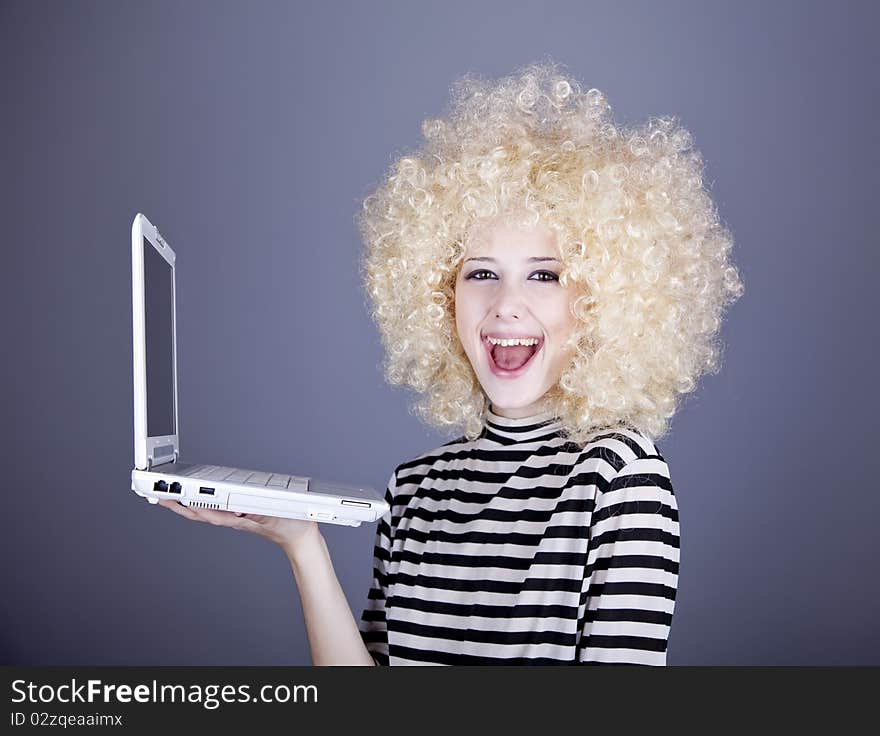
177, 464, 309, 491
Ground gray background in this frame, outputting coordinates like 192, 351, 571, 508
1, 0, 877, 665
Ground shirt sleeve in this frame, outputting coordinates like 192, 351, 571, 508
576, 454, 680, 665
357, 470, 396, 666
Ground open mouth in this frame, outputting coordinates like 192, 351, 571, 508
482, 335, 544, 377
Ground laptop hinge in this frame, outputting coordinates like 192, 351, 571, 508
147, 447, 177, 470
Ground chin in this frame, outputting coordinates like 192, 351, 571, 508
482, 381, 548, 411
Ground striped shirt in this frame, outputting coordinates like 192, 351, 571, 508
358, 407, 680, 665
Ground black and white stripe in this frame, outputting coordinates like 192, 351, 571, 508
359, 408, 680, 665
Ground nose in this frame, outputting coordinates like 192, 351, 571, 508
492, 281, 524, 320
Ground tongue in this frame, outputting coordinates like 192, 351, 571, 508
492, 344, 536, 371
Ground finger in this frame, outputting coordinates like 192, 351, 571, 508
179, 506, 252, 528
158, 499, 205, 522
227, 509, 273, 525
193, 508, 268, 535
234, 512, 273, 524
158, 500, 268, 532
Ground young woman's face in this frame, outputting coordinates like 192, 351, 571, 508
454, 220, 578, 419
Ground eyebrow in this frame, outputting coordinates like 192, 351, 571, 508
463, 256, 561, 264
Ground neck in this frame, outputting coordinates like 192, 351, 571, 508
488, 400, 552, 420
482, 403, 563, 444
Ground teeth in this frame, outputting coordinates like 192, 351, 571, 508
486, 336, 539, 347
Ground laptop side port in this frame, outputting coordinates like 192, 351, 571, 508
169, 482, 182, 494
199, 487, 215, 496
153, 480, 168, 492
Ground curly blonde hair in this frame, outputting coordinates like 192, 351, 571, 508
357, 60, 744, 445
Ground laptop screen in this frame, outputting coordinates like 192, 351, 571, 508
143, 237, 176, 437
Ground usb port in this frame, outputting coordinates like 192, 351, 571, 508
199, 487, 215, 496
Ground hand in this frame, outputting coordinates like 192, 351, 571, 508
157, 499, 321, 558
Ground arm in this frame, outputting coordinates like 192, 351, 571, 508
285, 528, 377, 666
157, 490, 386, 666
288, 470, 396, 666
577, 454, 680, 665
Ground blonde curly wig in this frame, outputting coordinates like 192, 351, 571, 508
357, 61, 744, 445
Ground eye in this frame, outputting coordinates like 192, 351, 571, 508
465, 269, 497, 280
530, 270, 560, 282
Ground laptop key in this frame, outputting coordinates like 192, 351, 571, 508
244, 472, 272, 486
179, 465, 205, 477
224, 470, 252, 483
288, 476, 310, 492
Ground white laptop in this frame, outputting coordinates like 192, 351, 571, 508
130, 212, 388, 527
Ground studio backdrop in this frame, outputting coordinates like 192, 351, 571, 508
1, 0, 876, 665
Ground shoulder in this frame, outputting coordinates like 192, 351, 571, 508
574, 426, 671, 492
391, 433, 474, 484
378, 435, 475, 528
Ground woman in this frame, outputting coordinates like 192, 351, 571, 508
160, 61, 744, 665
